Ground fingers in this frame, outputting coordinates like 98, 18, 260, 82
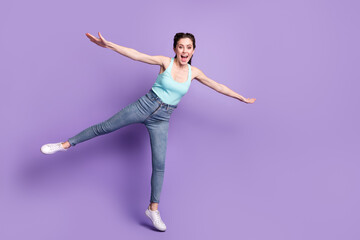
85, 32, 106, 43
86, 33, 94, 38
98, 32, 106, 41
244, 98, 256, 104
98, 32, 103, 39
84, 32, 107, 48
85, 33, 97, 42
86, 33, 102, 46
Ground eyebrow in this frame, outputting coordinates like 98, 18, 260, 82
178, 44, 193, 46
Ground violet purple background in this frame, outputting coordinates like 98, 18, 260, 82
1, 0, 359, 239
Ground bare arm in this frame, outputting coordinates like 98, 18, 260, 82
193, 67, 256, 104
85, 32, 166, 66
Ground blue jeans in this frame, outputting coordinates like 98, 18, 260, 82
68, 89, 177, 203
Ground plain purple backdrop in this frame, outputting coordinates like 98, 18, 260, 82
1, 0, 359, 239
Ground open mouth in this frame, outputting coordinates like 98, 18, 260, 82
181, 55, 188, 61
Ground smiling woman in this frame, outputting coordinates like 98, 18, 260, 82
40, 31, 256, 232
173, 32, 196, 65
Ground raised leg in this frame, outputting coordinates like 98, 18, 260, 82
68, 100, 143, 146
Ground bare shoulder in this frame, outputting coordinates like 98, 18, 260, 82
190, 65, 205, 80
190, 65, 202, 79
158, 56, 172, 73
189, 65, 220, 90
161, 56, 172, 68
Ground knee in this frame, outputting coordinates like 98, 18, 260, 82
152, 159, 165, 172
92, 121, 113, 135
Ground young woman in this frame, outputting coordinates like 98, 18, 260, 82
40, 32, 256, 231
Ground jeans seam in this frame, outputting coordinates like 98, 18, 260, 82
144, 103, 162, 121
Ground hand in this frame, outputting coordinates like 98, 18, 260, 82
85, 32, 109, 48
243, 97, 256, 104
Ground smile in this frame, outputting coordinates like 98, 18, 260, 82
181, 55, 188, 61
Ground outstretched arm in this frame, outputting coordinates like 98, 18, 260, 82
193, 67, 256, 104
85, 32, 167, 66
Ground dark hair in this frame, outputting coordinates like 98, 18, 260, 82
173, 32, 196, 65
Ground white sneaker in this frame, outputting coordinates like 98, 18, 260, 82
145, 206, 167, 231
40, 142, 67, 154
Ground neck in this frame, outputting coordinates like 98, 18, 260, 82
173, 57, 188, 69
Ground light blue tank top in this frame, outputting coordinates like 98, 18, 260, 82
151, 58, 192, 105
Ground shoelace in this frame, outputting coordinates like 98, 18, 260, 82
49, 143, 63, 151
152, 210, 163, 224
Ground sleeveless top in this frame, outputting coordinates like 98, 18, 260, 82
151, 57, 192, 105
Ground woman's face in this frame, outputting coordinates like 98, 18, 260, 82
173, 38, 195, 65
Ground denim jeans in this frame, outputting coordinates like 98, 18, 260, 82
68, 89, 177, 203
